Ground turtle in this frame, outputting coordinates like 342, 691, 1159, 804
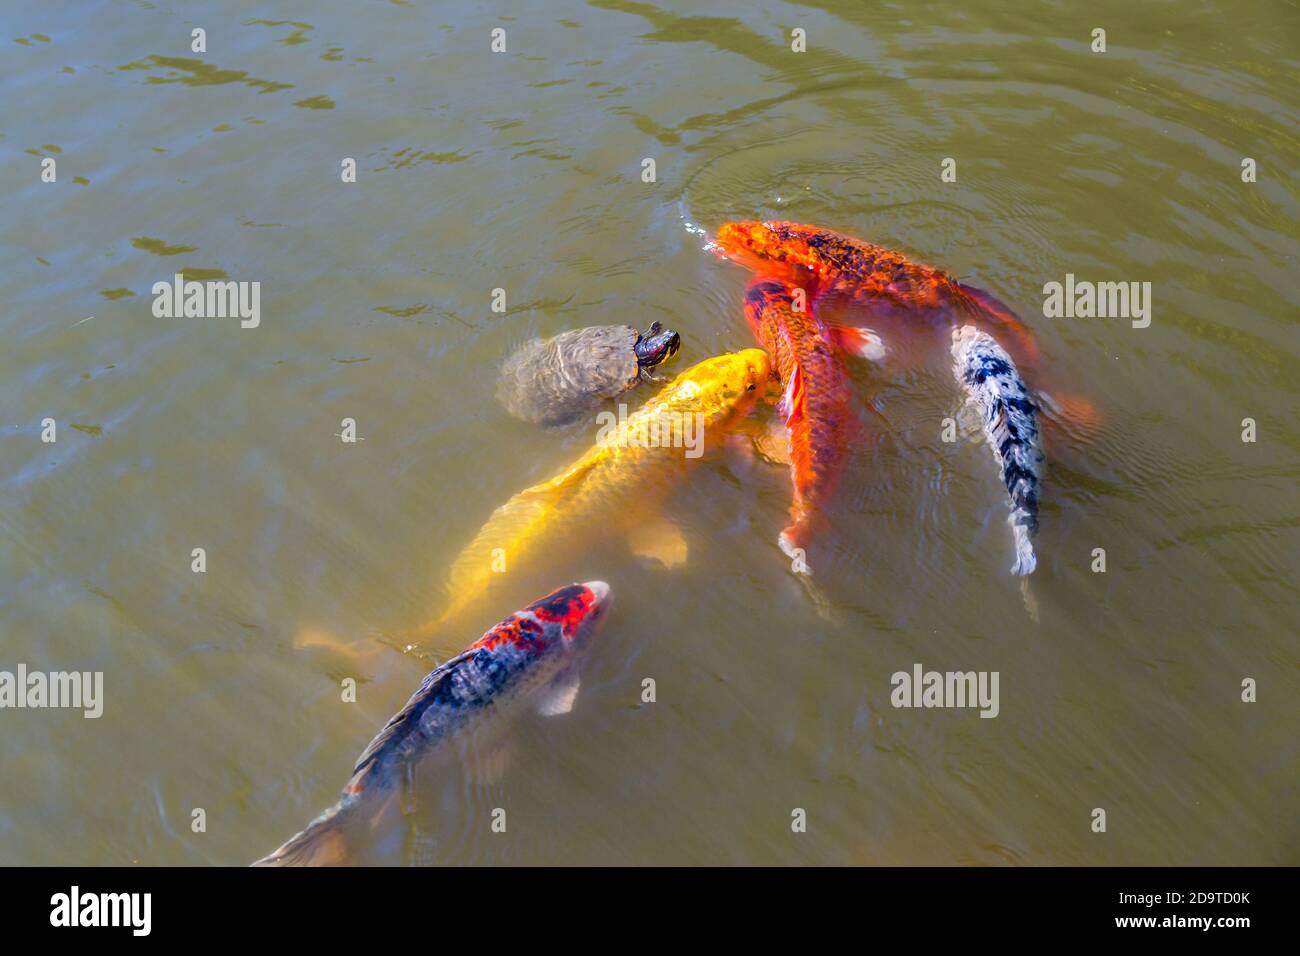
496, 321, 682, 426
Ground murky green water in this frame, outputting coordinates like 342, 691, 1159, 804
2, 1, 1296, 865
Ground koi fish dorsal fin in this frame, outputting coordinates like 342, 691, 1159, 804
349, 652, 473, 778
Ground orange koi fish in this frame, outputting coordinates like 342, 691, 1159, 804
742, 278, 881, 571
715, 220, 1041, 366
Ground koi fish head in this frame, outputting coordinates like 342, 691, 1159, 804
713, 221, 833, 284
663, 349, 772, 425
472, 581, 612, 656
529, 580, 612, 649
950, 324, 986, 358
951, 325, 1018, 386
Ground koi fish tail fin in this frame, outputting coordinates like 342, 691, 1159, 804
779, 516, 842, 621
778, 523, 813, 575
1010, 513, 1037, 577
1019, 576, 1040, 624
251, 796, 359, 867
953, 282, 1041, 366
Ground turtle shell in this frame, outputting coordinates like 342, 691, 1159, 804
497, 325, 642, 426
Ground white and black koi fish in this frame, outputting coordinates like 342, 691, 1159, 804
951, 326, 1044, 576
252, 581, 612, 866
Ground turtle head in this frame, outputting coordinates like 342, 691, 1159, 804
634, 321, 681, 370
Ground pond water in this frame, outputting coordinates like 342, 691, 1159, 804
1, 0, 1295, 864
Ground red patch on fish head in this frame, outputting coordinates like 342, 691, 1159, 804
530, 583, 598, 641
470, 613, 547, 654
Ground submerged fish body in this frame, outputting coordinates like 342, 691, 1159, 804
428, 350, 771, 634
951, 326, 1044, 575
742, 279, 857, 567
714, 220, 1040, 365
253, 582, 612, 866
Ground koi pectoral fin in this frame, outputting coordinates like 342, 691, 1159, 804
628, 518, 688, 568
722, 433, 756, 479
537, 666, 581, 716
826, 324, 887, 362
753, 418, 792, 466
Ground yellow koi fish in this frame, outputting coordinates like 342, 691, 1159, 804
422, 349, 771, 640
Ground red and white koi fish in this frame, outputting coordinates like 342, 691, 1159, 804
252, 582, 611, 866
